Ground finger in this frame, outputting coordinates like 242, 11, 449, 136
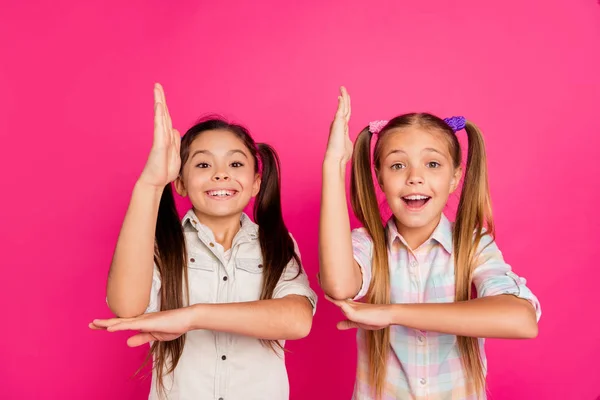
106, 320, 144, 332
127, 332, 156, 347
88, 322, 106, 330
337, 320, 359, 330
340, 86, 348, 117
159, 83, 173, 132
324, 294, 343, 305
173, 129, 182, 154
346, 90, 352, 121
153, 86, 165, 145
155, 83, 169, 145
91, 318, 131, 328
334, 94, 344, 119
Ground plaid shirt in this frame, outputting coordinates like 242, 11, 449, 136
350, 214, 541, 400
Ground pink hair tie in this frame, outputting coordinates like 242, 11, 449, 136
369, 120, 389, 134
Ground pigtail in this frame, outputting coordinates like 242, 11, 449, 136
350, 127, 391, 400
453, 120, 494, 397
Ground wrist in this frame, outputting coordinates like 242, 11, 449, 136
387, 303, 403, 326
323, 155, 348, 174
187, 303, 209, 331
134, 179, 166, 197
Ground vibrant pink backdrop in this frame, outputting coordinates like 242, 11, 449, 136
1, 1, 599, 399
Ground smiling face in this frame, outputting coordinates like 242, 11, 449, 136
175, 129, 261, 220
375, 125, 462, 237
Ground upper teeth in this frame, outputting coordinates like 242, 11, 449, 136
208, 190, 234, 197
405, 195, 429, 200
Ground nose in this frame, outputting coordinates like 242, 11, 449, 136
212, 171, 230, 182
406, 168, 424, 186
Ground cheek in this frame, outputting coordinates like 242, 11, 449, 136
429, 172, 454, 194
236, 170, 257, 190
380, 171, 402, 193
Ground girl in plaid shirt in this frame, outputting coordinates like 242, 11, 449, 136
319, 87, 541, 400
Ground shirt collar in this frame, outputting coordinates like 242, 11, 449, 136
182, 209, 259, 243
386, 213, 453, 253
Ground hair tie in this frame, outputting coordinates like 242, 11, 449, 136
368, 120, 389, 134
443, 116, 466, 132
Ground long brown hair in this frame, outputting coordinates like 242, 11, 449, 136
149, 117, 301, 397
350, 113, 493, 398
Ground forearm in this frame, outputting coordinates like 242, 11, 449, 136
319, 157, 361, 299
189, 295, 313, 340
389, 295, 538, 339
107, 181, 163, 317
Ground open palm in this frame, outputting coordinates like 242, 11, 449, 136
138, 83, 182, 188
326, 86, 353, 164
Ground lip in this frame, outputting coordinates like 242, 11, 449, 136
401, 193, 431, 212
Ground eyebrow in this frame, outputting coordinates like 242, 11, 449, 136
190, 149, 249, 159
384, 147, 446, 158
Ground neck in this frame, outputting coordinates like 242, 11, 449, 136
395, 214, 442, 250
193, 210, 243, 250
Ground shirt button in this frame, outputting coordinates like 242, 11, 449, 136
221, 355, 227, 360
258, 264, 263, 269
218, 398, 224, 400
223, 276, 228, 281
418, 336, 425, 343
410, 261, 418, 268
190, 258, 195, 263
420, 378, 427, 385
209, 242, 215, 247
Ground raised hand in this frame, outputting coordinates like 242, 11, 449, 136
325, 86, 353, 164
138, 83, 182, 188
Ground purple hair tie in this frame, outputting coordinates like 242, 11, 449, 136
369, 120, 389, 134
443, 116, 466, 132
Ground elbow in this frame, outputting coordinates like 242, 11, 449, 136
322, 286, 355, 301
319, 279, 357, 301
290, 317, 312, 340
285, 302, 313, 340
517, 318, 538, 339
106, 297, 147, 318
514, 302, 539, 339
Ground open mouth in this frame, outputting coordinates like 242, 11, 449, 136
206, 189, 238, 199
402, 194, 431, 210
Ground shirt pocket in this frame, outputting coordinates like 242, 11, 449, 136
234, 258, 264, 302
187, 252, 218, 305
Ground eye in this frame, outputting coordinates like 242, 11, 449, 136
231, 161, 244, 168
195, 162, 210, 168
391, 163, 405, 170
427, 161, 441, 168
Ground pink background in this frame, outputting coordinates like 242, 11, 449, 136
1, 1, 599, 399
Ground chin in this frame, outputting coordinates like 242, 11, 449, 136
392, 211, 440, 230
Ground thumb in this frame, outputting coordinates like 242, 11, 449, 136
337, 320, 359, 330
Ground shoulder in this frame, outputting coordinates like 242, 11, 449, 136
351, 227, 372, 243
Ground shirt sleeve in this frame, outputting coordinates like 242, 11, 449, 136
351, 227, 374, 301
472, 234, 542, 322
144, 262, 162, 314
272, 234, 318, 315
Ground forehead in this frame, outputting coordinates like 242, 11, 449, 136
380, 126, 452, 156
188, 129, 250, 153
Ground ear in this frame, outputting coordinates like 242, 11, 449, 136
449, 166, 463, 193
174, 176, 187, 197
251, 173, 261, 197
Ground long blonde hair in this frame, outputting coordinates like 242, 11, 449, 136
350, 113, 494, 398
